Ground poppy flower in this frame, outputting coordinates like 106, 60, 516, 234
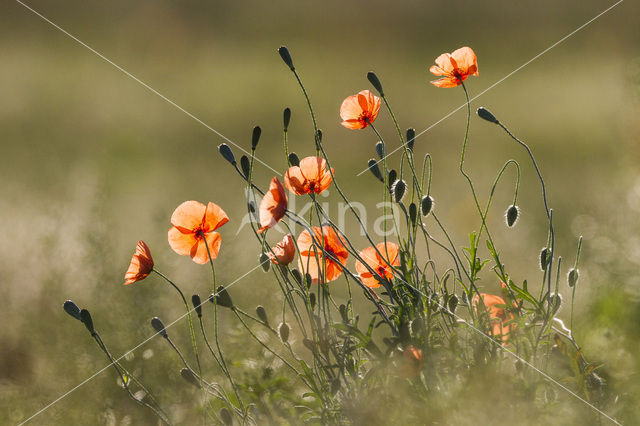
472, 292, 516, 342
297, 226, 348, 283
124, 240, 154, 285
258, 177, 288, 233
402, 345, 424, 377
267, 234, 296, 265
168, 201, 229, 264
340, 90, 381, 129
354, 242, 400, 288
284, 156, 333, 196
429, 46, 478, 88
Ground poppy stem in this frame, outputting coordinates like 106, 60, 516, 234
290, 69, 320, 154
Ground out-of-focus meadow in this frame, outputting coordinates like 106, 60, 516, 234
1, 0, 639, 424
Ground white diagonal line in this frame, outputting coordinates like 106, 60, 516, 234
358, 0, 624, 176
15, 0, 280, 176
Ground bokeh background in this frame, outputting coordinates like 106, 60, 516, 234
1, 0, 639, 424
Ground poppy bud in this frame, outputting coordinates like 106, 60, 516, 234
251, 126, 261, 151
366, 71, 384, 96
476, 107, 499, 124
392, 179, 406, 203
387, 170, 397, 190
288, 152, 300, 167
192, 294, 202, 318
278, 322, 290, 343
304, 273, 313, 289
256, 305, 269, 326
278, 46, 295, 71
303, 338, 315, 352
63, 300, 81, 321
240, 155, 250, 180
309, 293, 316, 310
406, 128, 416, 152
448, 294, 459, 314
283, 107, 291, 131
151, 317, 167, 338
506, 205, 520, 227
540, 247, 550, 271
367, 159, 383, 182
290, 268, 303, 285
212, 286, 234, 309
409, 202, 417, 225
218, 143, 236, 165
180, 368, 201, 389
339, 304, 348, 323
548, 293, 562, 314
220, 407, 233, 426
375, 141, 385, 159
567, 268, 579, 287
421, 195, 434, 216
259, 252, 271, 272
80, 309, 95, 334
461, 291, 469, 305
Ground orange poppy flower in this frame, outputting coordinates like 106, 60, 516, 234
354, 242, 400, 288
267, 234, 296, 265
284, 156, 333, 196
124, 240, 154, 285
258, 177, 288, 233
402, 345, 424, 377
168, 201, 229, 264
297, 226, 348, 283
429, 46, 478, 88
472, 292, 516, 342
340, 90, 381, 129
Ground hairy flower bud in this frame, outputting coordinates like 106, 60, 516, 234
392, 179, 406, 203
63, 300, 81, 321
80, 309, 95, 334
283, 107, 291, 131
406, 128, 416, 152
256, 305, 269, 326
192, 294, 202, 318
375, 141, 385, 159
151, 317, 167, 338
251, 126, 261, 151
288, 152, 300, 167
211, 286, 234, 309
181, 368, 201, 389
367, 159, 383, 182
278, 322, 290, 343
367, 71, 384, 96
421, 195, 434, 216
540, 247, 550, 271
506, 205, 520, 227
240, 155, 250, 180
218, 143, 236, 165
278, 46, 295, 71
387, 169, 397, 189
567, 268, 579, 287
409, 202, 417, 225
477, 107, 499, 124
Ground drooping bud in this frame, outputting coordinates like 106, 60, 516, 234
259, 252, 271, 272
278, 46, 295, 71
63, 300, 81, 321
290, 268, 303, 285
220, 407, 233, 426
339, 304, 348, 323
540, 247, 550, 271
211, 286, 234, 309
304, 273, 313, 289
375, 141, 385, 159
409, 202, 417, 225
283, 108, 291, 131
406, 128, 416, 152
288, 152, 300, 167
506, 205, 520, 227
387, 169, 397, 189
180, 368, 201, 389
256, 305, 269, 326
367, 71, 384, 96
567, 268, 579, 287
251, 126, 261, 151
192, 294, 202, 318
421, 195, 434, 216
476, 107, 499, 124
151, 317, 167, 338
367, 159, 383, 182
448, 294, 459, 314
218, 143, 236, 165
80, 309, 95, 334
547, 293, 562, 315
309, 293, 316, 310
240, 155, 250, 180
302, 338, 315, 352
278, 322, 290, 343
392, 179, 406, 203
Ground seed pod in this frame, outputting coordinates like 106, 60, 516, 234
375, 141, 385, 159
181, 368, 201, 389
278, 322, 290, 343
218, 143, 236, 165
192, 294, 202, 318
283, 108, 291, 131
540, 247, 550, 271
409, 202, 417, 225
406, 128, 416, 152
220, 407, 233, 425
80, 309, 95, 334
392, 179, 406, 203
476, 107, 499, 124
288, 152, 300, 167
240, 155, 250, 180
506, 205, 520, 227
251, 126, 261, 151
421, 195, 434, 216
567, 268, 579, 288
63, 300, 81, 321
256, 305, 269, 326
367, 159, 383, 182
151, 317, 167, 338
278, 46, 295, 71
212, 286, 234, 309
259, 252, 271, 272
367, 71, 384, 96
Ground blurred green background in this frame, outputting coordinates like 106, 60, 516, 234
1, 0, 639, 424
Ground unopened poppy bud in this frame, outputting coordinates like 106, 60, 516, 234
375, 141, 385, 159
339, 304, 348, 323
251, 126, 261, 151
218, 143, 236, 165
192, 294, 202, 318
548, 293, 562, 314
387, 169, 397, 189
567, 268, 579, 287
63, 300, 81, 321
304, 273, 313, 289
256, 305, 269, 325
409, 202, 417, 225
367, 71, 384, 96
259, 252, 270, 272
220, 407, 233, 426
283, 107, 291, 131
406, 128, 416, 152
278, 322, 290, 343
288, 152, 300, 167
421, 195, 434, 216
181, 368, 201, 389
80, 309, 95, 334
240, 155, 250, 180
477, 107, 499, 124
309, 293, 316, 310
392, 179, 406, 203
151, 317, 167, 338
291, 268, 303, 284
540, 247, 550, 271
367, 159, 383, 182
212, 286, 234, 309
303, 338, 315, 352
506, 205, 520, 227
448, 294, 459, 313
278, 46, 295, 70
